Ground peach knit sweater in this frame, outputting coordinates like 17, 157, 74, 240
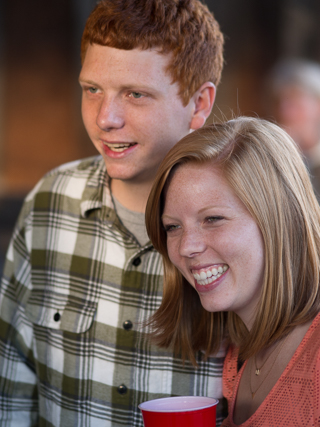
222, 312, 320, 426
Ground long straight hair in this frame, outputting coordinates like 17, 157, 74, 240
146, 117, 320, 365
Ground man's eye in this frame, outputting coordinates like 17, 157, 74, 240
130, 92, 143, 99
87, 87, 98, 94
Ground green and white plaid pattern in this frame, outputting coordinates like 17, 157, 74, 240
0, 156, 226, 426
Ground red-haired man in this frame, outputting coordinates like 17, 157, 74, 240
0, 1, 225, 425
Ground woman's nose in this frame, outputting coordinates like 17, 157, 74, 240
179, 229, 207, 258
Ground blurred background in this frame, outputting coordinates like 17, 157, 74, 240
1, 0, 320, 274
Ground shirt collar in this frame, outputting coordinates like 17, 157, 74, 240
79, 156, 116, 222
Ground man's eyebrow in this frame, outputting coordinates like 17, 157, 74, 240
78, 76, 97, 85
120, 84, 163, 94
78, 77, 166, 98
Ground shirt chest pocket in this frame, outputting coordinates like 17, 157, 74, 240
25, 289, 97, 333
25, 289, 98, 385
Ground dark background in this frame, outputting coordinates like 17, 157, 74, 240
1, 0, 320, 275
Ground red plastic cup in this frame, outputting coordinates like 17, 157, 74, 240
139, 396, 218, 427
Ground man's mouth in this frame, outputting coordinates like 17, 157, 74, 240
192, 264, 229, 286
103, 142, 137, 152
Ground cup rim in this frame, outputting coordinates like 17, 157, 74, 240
138, 396, 219, 413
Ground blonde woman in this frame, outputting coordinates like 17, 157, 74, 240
146, 117, 320, 426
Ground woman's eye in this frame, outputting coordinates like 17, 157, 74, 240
206, 216, 224, 223
163, 224, 180, 233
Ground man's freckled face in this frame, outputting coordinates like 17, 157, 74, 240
79, 44, 196, 186
162, 162, 265, 328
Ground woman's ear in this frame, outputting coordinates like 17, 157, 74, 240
190, 82, 216, 130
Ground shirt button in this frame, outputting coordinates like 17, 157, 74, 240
53, 312, 61, 322
132, 257, 141, 267
123, 320, 133, 331
117, 384, 128, 395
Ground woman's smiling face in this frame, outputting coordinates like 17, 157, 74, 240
162, 161, 265, 329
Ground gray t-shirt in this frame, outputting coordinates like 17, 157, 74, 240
113, 196, 150, 246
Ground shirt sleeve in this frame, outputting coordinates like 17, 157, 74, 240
0, 201, 38, 426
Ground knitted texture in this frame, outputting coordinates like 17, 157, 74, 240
222, 312, 320, 426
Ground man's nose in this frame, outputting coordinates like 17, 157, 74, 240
96, 96, 125, 131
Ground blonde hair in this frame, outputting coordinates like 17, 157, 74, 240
146, 116, 320, 365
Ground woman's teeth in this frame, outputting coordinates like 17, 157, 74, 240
192, 265, 228, 286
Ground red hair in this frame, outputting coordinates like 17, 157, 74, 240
81, 0, 224, 105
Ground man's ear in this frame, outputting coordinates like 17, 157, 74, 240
190, 82, 216, 130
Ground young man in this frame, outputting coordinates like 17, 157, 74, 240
0, 1, 224, 426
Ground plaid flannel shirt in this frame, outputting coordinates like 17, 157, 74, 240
0, 156, 226, 426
